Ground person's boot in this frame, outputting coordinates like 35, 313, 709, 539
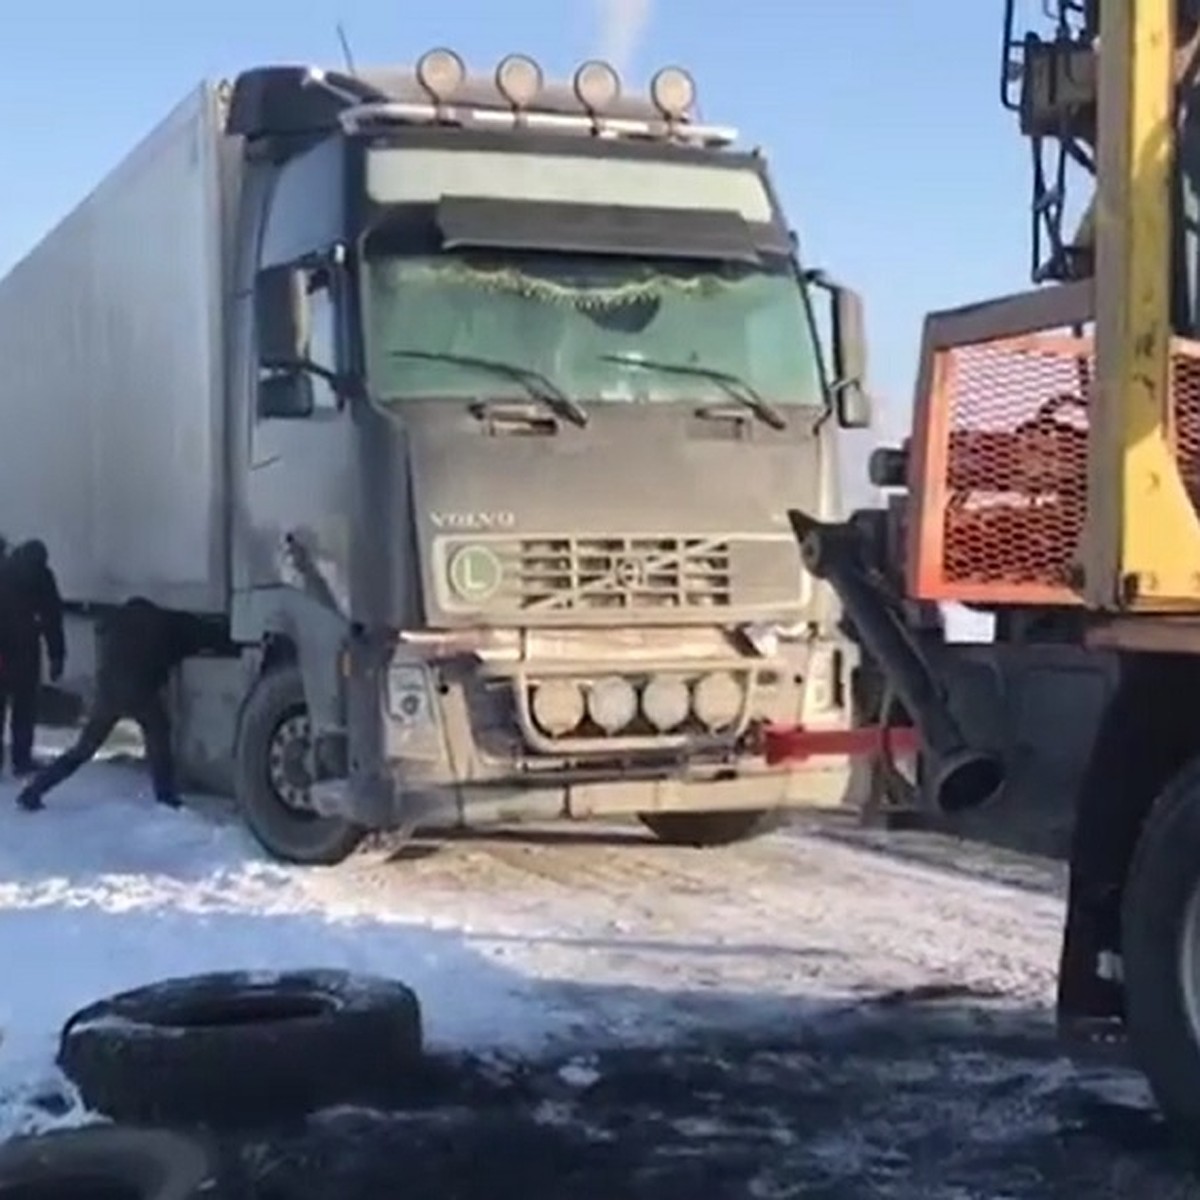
154, 791, 183, 810
15, 786, 44, 812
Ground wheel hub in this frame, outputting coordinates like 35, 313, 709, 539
268, 714, 315, 813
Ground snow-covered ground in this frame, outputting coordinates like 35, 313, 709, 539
0, 731, 1127, 1159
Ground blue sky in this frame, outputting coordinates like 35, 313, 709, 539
0, 0, 1036, 450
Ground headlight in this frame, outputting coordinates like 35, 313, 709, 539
387, 664, 432, 725
573, 60, 621, 113
649, 66, 696, 119
531, 680, 586, 737
495, 53, 544, 109
416, 47, 466, 103
641, 675, 690, 731
693, 671, 744, 731
587, 676, 638, 734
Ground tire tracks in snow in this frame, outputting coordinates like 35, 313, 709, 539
317, 819, 1064, 1046
476, 824, 1063, 1001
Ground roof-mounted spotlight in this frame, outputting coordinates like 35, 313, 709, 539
572, 59, 621, 115
495, 53, 544, 110
416, 47, 466, 105
650, 65, 696, 120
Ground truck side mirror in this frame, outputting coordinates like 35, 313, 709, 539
256, 265, 310, 368
830, 285, 873, 430
258, 371, 315, 420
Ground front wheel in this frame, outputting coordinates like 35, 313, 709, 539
638, 810, 780, 847
1121, 757, 1200, 1138
234, 665, 365, 866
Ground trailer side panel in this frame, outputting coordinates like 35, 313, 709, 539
0, 83, 229, 611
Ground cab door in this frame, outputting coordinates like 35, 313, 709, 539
243, 140, 353, 595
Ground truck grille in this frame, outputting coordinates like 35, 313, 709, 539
506, 535, 732, 612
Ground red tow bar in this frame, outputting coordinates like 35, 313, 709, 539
759, 723, 922, 766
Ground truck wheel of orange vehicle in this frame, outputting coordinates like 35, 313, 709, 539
638, 810, 779, 847
1121, 755, 1200, 1139
234, 665, 366, 866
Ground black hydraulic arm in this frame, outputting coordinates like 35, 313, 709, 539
788, 510, 1005, 814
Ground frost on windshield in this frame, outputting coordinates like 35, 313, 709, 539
375, 257, 733, 306
365, 254, 824, 406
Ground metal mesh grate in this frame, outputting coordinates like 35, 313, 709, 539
1172, 347, 1200, 512
933, 332, 1090, 601
912, 329, 1200, 605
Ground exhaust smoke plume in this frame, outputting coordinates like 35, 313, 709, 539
594, 0, 652, 77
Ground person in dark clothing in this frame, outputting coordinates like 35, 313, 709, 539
16, 597, 216, 812
1057, 651, 1200, 1038
0, 539, 65, 777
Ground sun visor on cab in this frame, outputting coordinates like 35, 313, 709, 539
435, 196, 777, 263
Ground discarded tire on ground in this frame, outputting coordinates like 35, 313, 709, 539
58, 969, 423, 1126
638, 810, 780, 847
0, 1126, 216, 1200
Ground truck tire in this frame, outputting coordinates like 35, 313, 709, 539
638, 810, 780, 847
58, 969, 423, 1127
0, 1127, 217, 1200
235, 665, 365, 866
1121, 756, 1200, 1138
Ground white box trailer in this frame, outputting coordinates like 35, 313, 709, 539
0, 84, 231, 613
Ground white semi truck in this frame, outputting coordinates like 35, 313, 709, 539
0, 51, 876, 863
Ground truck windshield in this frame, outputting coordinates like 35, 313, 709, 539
362, 252, 825, 408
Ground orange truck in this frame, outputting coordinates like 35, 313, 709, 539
763, 0, 1200, 1142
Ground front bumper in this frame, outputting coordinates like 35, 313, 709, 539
312, 626, 867, 830
315, 754, 860, 830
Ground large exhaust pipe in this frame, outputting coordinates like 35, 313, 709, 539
789, 511, 1005, 814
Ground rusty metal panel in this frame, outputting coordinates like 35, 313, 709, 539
906, 278, 1200, 609
1173, 341, 1200, 512
909, 325, 1093, 606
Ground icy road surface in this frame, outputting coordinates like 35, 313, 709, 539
0, 749, 1190, 1197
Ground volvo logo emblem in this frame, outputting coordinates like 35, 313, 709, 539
614, 556, 645, 588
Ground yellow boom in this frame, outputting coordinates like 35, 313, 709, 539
1085, 0, 1200, 610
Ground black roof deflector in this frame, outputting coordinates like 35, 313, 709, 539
227, 67, 386, 139
436, 197, 770, 263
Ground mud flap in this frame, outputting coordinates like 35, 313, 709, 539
936, 642, 1117, 856
280, 596, 347, 746
249, 580, 354, 803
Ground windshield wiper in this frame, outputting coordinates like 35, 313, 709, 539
389, 350, 588, 427
598, 354, 787, 430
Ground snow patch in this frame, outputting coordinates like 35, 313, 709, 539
0, 740, 1081, 1145
0, 760, 564, 1140
556, 1060, 601, 1089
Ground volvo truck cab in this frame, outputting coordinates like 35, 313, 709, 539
215, 50, 880, 862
